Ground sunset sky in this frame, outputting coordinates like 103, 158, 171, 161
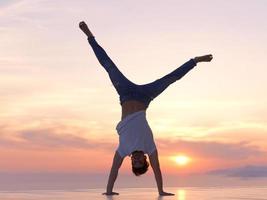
0, 0, 267, 189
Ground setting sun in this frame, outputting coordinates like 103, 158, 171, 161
171, 155, 191, 166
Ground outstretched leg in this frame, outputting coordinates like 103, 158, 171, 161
142, 55, 213, 100
79, 21, 134, 94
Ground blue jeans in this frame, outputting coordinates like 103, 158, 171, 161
88, 37, 197, 108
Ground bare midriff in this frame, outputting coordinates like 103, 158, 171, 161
121, 100, 147, 120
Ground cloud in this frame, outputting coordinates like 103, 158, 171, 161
208, 165, 267, 178
0, 0, 22, 9
157, 138, 265, 159
1, 124, 266, 161
0, 0, 77, 33
0, 127, 116, 151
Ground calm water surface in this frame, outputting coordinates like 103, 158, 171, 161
0, 187, 267, 200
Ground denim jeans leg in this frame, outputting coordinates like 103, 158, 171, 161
142, 59, 197, 100
88, 36, 134, 95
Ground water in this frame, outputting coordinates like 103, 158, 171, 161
0, 187, 267, 200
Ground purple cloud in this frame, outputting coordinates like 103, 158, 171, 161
1, 127, 266, 162
208, 165, 267, 178
157, 139, 265, 159
0, 128, 116, 151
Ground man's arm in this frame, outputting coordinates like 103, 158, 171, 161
149, 150, 174, 196
103, 150, 124, 195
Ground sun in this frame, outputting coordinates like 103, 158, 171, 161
172, 155, 191, 166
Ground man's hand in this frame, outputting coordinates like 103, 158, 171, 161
79, 21, 94, 37
102, 191, 119, 196
159, 191, 175, 196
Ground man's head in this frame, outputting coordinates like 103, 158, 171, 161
131, 150, 149, 176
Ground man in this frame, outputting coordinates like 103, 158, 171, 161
79, 21, 213, 196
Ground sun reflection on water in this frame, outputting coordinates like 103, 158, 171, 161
177, 189, 186, 200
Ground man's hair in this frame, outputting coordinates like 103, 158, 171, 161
132, 159, 150, 176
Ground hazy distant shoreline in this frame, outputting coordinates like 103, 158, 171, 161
1, 172, 267, 191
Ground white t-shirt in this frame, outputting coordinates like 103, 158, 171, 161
116, 110, 157, 158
